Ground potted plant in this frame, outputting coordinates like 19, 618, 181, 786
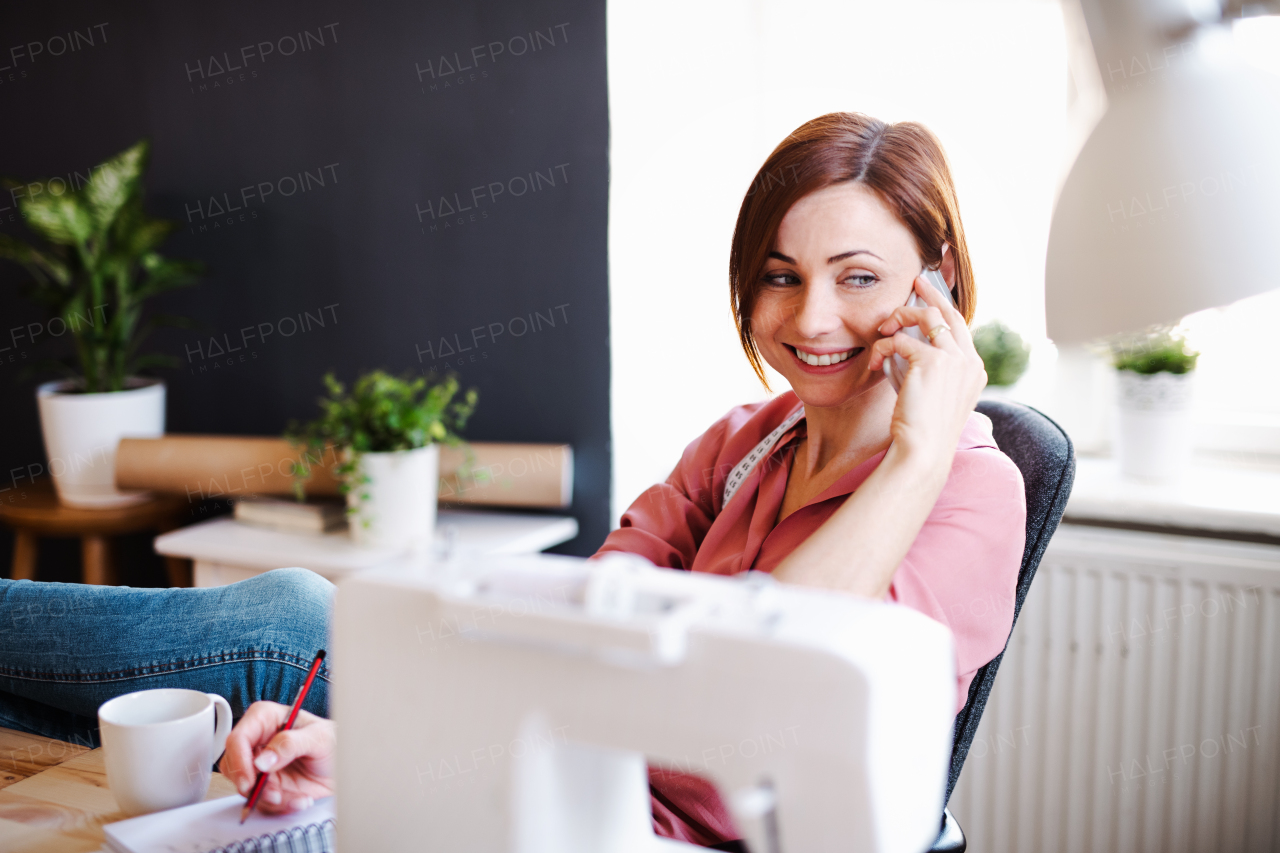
289, 371, 478, 550
0, 141, 202, 507
973, 321, 1031, 396
1110, 327, 1199, 482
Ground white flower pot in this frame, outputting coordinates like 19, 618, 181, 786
1114, 370, 1195, 483
346, 444, 439, 550
36, 378, 166, 508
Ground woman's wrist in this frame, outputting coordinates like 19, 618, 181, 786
882, 438, 953, 493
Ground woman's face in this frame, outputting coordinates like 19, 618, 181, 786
751, 181, 940, 410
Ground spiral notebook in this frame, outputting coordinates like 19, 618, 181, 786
102, 795, 335, 853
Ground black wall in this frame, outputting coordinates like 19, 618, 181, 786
0, 0, 610, 576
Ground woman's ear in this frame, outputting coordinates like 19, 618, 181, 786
939, 243, 957, 288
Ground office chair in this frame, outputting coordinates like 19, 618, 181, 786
928, 400, 1076, 853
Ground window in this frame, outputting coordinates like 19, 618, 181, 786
607, 2, 1280, 520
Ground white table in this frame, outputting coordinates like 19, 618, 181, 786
154, 509, 579, 587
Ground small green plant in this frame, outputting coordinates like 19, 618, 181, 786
973, 321, 1031, 387
1110, 327, 1199, 375
287, 370, 478, 500
0, 140, 202, 392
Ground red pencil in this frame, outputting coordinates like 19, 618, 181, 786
240, 649, 326, 823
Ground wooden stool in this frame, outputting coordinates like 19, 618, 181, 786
0, 478, 192, 586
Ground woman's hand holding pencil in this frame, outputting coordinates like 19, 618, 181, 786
218, 701, 337, 817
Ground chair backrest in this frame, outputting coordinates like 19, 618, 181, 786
945, 400, 1076, 804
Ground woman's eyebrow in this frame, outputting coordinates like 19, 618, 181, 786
766, 249, 884, 264
827, 249, 882, 264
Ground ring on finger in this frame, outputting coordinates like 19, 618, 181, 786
925, 323, 952, 344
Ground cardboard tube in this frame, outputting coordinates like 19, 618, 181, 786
438, 443, 573, 508
115, 436, 341, 499
116, 436, 573, 508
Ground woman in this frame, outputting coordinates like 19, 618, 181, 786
593, 112, 1025, 845
2, 113, 1025, 848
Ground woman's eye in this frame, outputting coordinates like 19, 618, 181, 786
843, 274, 878, 288
762, 271, 800, 286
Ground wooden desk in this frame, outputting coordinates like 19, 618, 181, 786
0, 726, 235, 852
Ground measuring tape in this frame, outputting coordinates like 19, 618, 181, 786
721, 406, 805, 510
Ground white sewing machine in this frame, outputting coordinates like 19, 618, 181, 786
333, 553, 955, 852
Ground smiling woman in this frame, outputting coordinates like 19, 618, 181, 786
731, 112, 976, 387
595, 112, 1026, 848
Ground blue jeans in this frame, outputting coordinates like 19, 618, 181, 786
0, 568, 333, 748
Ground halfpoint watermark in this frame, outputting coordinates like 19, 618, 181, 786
1103, 40, 1196, 93
183, 22, 339, 95
184, 163, 340, 235
414, 163, 569, 234
414, 22, 570, 95
182, 303, 339, 374
0, 23, 109, 86
414, 303, 569, 373
1104, 585, 1262, 657
180, 442, 340, 504
0, 306, 109, 369
1107, 725, 1262, 796
1106, 163, 1263, 233
649, 726, 803, 783
415, 725, 571, 792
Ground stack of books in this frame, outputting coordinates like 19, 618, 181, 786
233, 497, 347, 534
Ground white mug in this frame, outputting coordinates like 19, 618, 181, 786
98, 688, 233, 817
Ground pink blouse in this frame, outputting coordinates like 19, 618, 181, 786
594, 390, 1026, 846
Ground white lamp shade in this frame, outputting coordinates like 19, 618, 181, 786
1046, 40, 1280, 343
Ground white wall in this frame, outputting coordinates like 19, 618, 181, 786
607, 0, 1071, 520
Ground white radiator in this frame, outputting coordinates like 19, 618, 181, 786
949, 523, 1280, 853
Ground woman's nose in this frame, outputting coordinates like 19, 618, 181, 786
792, 282, 842, 338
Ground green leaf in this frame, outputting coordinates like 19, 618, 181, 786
123, 218, 173, 256
22, 194, 95, 246
0, 234, 72, 286
84, 141, 147, 231
134, 256, 202, 299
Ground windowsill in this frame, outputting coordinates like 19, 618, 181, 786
1064, 454, 1280, 542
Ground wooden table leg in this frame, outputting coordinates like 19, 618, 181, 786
81, 536, 111, 585
164, 556, 192, 588
157, 519, 192, 588
10, 531, 37, 581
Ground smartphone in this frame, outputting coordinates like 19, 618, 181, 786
882, 268, 957, 392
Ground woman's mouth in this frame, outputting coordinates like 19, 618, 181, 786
787, 345, 863, 369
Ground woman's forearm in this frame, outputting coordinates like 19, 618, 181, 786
770, 442, 952, 599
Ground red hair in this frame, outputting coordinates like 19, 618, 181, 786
729, 112, 976, 385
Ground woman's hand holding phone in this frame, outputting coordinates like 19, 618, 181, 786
867, 274, 987, 476
774, 276, 987, 599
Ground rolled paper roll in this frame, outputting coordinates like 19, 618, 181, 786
437, 443, 573, 508
115, 436, 341, 500
115, 436, 574, 508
